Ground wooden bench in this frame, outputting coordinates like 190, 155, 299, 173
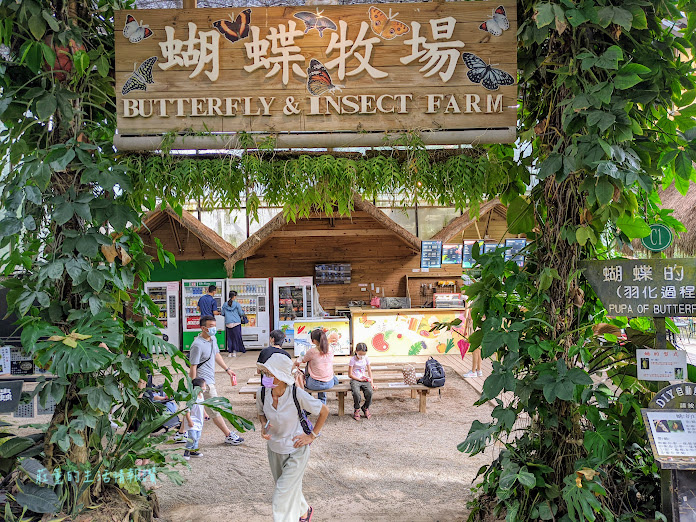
245, 372, 422, 385
239, 381, 435, 415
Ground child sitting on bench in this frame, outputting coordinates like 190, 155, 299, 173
348, 342, 377, 420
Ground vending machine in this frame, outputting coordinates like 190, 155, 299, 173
144, 282, 180, 352
273, 276, 314, 347
226, 278, 271, 349
181, 279, 225, 351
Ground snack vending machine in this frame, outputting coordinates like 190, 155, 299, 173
144, 282, 180, 352
226, 278, 271, 349
181, 279, 225, 351
273, 276, 314, 347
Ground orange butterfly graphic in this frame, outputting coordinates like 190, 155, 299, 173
359, 315, 376, 327
306, 59, 343, 96
368, 6, 410, 40
213, 9, 251, 43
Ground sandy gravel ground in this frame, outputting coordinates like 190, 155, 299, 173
154, 363, 495, 522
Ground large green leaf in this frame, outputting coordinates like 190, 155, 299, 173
616, 216, 651, 239
19, 458, 55, 486
507, 196, 535, 234
15, 481, 60, 514
0, 436, 35, 458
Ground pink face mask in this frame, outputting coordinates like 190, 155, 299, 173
262, 375, 277, 388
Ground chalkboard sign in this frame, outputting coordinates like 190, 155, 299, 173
0, 380, 22, 414
315, 264, 351, 285
442, 244, 463, 265
421, 241, 442, 269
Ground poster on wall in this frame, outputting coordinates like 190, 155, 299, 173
115, 2, 518, 141
293, 318, 351, 357
352, 310, 469, 357
462, 240, 483, 268
421, 241, 443, 269
442, 244, 463, 265
504, 238, 527, 267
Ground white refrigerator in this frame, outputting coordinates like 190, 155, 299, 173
273, 276, 314, 347
226, 278, 271, 349
144, 281, 180, 352
181, 279, 226, 351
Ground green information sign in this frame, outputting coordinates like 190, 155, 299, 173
642, 224, 673, 252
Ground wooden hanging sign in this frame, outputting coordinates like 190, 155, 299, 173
114, 1, 517, 140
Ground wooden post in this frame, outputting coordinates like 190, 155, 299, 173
337, 392, 345, 416
183, 0, 197, 8
418, 390, 428, 413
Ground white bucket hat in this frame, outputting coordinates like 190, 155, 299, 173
259, 352, 295, 385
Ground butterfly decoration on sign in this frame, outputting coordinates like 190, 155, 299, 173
368, 6, 410, 40
358, 315, 376, 327
479, 6, 509, 37
294, 9, 337, 37
461, 53, 514, 91
306, 59, 343, 96
122, 56, 158, 95
123, 15, 153, 43
213, 9, 252, 43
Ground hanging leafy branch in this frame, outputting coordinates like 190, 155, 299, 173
460, 0, 696, 521
0, 0, 251, 518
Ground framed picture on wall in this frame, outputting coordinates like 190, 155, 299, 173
442, 244, 463, 265
421, 241, 442, 269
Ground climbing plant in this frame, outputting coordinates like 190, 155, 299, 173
0, 0, 250, 518
458, 0, 696, 520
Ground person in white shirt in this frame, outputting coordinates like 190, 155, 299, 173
183, 377, 207, 460
257, 353, 329, 522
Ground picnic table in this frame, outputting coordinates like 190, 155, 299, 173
239, 362, 439, 415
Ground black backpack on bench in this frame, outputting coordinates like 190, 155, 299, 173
419, 357, 445, 387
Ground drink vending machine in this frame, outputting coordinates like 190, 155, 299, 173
181, 279, 225, 351
226, 278, 271, 349
144, 282, 181, 352
273, 276, 314, 347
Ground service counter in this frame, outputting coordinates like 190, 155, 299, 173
349, 307, 468, 357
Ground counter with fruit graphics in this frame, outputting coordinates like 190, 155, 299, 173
350, 308, 470, 357
293, 317, 351, 358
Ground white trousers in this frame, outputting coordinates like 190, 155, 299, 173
267, 444, 310, 522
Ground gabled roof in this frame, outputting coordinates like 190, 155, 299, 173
224, 194, 422, 272
140, 207, 236, 259
430, 199, 507, 243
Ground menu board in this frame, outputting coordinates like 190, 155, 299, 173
637, 349, 687, 381
442, 244, 463, 265
315, 264, 351, 285
644, 410, 696, 457
421, 241, 443, 269
462, 240, 483, 268
505, 239, 528, 267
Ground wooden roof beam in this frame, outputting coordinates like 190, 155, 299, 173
168, 214, 183, 253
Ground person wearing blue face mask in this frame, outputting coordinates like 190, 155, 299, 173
257, 352, 329, 522
188, 315, 244, 446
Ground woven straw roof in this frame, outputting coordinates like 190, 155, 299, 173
430, 199, 506, 242
140, 207, 237, 260
224, 193, 422, 273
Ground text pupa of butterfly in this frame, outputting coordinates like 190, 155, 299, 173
368, 6, 410, 40
306, 59, 343, 96
122, 56, 158, 96
479, 6, 509, 37
123, 14, 153, 43
461, 52, 514, 91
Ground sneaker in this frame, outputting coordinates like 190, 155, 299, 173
477, 370, 483, 377
353, 409, 361, 421
362, 408, 372, 420
225, 433, 244, 445
172, 432, 188, 444
463, 371, 478, 378
228, 352, 233, 358
299, 506, 313, 522
189, 450, 203, 458
183, 449, 191, 461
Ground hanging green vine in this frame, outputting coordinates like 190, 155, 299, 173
125, 138, 520, 222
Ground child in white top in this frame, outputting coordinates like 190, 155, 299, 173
184, 377, 207, 460
348, 343, 377, 421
